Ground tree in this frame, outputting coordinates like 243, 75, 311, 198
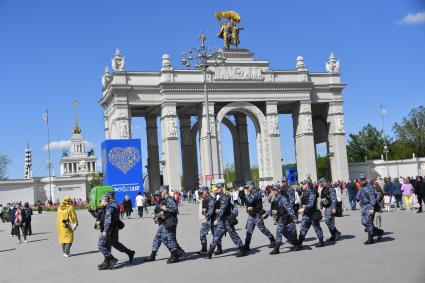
393, 106, 425, 157
346, 124, 389, 162
0, 152, 11, 180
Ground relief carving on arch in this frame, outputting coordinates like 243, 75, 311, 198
268, 115, 279, 135
167, 118, 178, 138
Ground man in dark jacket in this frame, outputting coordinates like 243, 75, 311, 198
8, 204, 16, 236
392, 178, 402, 209
416, 176, 425, 213
347, 180, 357, 210
384, 178, 394, 197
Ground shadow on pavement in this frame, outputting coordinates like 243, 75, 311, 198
0, 248, 16, 253
30, 232, 51, 236
377, 236, 395, 243
338, 234, 355, 240
71, 250, 99, 257
27, 239, 48, 243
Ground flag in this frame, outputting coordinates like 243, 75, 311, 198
380, 105, 387, 115
42, 110, 48, 123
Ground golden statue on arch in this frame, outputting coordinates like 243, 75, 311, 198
215, 11, 243, 49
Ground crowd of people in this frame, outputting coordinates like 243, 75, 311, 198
1, 173, 424, 271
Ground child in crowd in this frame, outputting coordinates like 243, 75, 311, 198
383, 193, 391, 212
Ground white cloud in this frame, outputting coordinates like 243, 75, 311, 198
44, 140, 94, 151
398, 11, 425, 25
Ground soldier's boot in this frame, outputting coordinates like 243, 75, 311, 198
167, 250, 180, 264
376, 229, 384, 241
126, 249, 135, 264
314, 240, 325, 248
98, 257, 109, 270
235, 246, 247, 257
214, 245, 223, 255
269, 244, 280, 255
144, 251, 157, 262
294, 238, 303, 251
177, 245, 186, 257
197, 244, 208, 255
364, 233, 374, 245
243, 239, 251, 251
268, 236, 275, 248
334, 228, 341, 241
206, 245, 215, 259
107, 255, 118, 269
326, 230, 336, 242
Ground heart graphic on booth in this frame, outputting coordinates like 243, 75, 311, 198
108, 146, 141, 174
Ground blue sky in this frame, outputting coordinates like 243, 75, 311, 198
0, 0, 424, 179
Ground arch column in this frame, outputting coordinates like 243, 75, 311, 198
216, 101, 274, 188
235, 114, 251, 184
146, 115, 161, 193
107, 93, 131, 139
293, 100, 318, 182
266, 101, 282, 183
160, 103, 181, 190
327, 101, 349, 181
199, 102, 220, 184
180, 115, 198, 190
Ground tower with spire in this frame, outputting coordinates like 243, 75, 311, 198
60, 100, 97, 176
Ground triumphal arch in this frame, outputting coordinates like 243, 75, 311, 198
100, 12, 349, 192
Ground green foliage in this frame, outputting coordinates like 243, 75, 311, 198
347, 124, 389, 162
87, 172, 102, 188
316, 156, 330, 180
393, 106, 425, 157
250, 167, 259, 184
0, 152, 11, 181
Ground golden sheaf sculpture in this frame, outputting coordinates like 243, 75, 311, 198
214, 11, 241, 23
215, 11, 243, 49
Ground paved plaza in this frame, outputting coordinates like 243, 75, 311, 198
0, 203, 424, 283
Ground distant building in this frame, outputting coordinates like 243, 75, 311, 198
0, 101, 96, 205
60, 100, 97, 176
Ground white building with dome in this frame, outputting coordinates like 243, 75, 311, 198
60, 100, 97, 176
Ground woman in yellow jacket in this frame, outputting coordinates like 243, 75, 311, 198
56, 196, 78, 257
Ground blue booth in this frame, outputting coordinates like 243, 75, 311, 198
101, 139, 143, 206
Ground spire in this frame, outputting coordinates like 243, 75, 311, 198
73, 99, 81, 134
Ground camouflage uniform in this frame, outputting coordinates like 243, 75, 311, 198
98, 199, 131, 257
357, 184, 382, 244
151, 197, 178, 253
208, 192, 245, 257
244, 188, 274, 248
298, 188, 324, 244
321, 187, 337, 232
200, 195, 219, 247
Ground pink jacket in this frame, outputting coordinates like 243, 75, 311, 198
401, 183, 413, 196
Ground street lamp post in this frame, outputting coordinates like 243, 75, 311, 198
181, 31, 225, 187
384, 144, 389, 178
43, 110, 53, 202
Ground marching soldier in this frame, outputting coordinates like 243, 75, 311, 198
206, 183, 246, 259
357, 175, 384, 245
243, 181, 275, 251
97, 193, 135, 270
144, 187, 181, 264
268, 185, 298, 255
281, 177, 298, 220
295, 180, 325, 250
320, 179, 342, 242
197, 186, 223, 255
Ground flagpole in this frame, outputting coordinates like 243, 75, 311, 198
45, 110, 53, 202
